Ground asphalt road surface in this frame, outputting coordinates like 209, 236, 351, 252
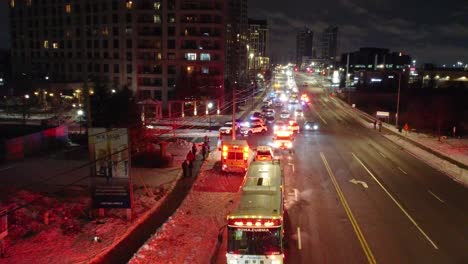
216, 72, 468, 263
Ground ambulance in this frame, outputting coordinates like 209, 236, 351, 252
221, 139, 252, 173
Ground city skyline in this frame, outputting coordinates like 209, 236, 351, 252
249, 0, 468, 64
1, 1, 467, 65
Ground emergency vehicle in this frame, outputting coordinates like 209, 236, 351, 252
272, 130, 294, 151
221, 139, 252, 172
226, 161, 285, 264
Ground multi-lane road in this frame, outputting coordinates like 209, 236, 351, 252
219, 71, 468, 263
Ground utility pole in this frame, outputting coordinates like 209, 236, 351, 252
232, 82, 236, 140
395, 72, 401, 129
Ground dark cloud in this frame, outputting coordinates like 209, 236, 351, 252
250, 0, 468, 64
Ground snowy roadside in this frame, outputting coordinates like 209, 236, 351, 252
0, 141, 191, 264
130, 151, 241, 264
333, 97, 468, 185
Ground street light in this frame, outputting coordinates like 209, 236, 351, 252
207, 102, 213, 131
77, 109, 84, 134
395, 72, 402, 129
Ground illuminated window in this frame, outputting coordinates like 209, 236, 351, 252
65, 3, 71, 13
43, 40, 49, 49
10, 0, 15, 8
26, 0, 31, 7
126, 1, 133, 9
154, 2, 161, 10
52, 42, 59, 49
185, 53, 196, 61
156, 53, 162, 60
200, 53, 211, 61
153, 15, 161, 24
201, 67, 209, 74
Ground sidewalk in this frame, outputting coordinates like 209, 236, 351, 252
130, 150, 241, 264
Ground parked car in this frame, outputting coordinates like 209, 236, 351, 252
241, 124, 268, 136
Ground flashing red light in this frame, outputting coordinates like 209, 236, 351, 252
228, 218, 282, 227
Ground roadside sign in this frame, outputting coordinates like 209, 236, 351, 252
376, 111, 390, 117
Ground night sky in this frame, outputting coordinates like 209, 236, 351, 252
1, 1, 467, 65
249, 0, 468, 64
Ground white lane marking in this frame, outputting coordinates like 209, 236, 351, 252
352, 152, 439, 250
0, 165, 15, 172
428, 190, 445, 204
349, 179, 369, 188
379, 152, 387, 158
297, 227, 302, 250
294, 188, 299, 202
398, 167, 407, 175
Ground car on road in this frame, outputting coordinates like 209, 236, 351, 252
241, 124, 268, 136
274, 101, 283, 108
280, 110, 290, 119
251, 112, 265, 120
272, 131, 294, 151
219, 126, 234, 135
273, 120, 288, 133
294, 109, 304, 117
265, 115, 275, 124
288, 120, 300, 133
263, 108, 275, 117
303, 121, 319, 131
255, 146, 275, 161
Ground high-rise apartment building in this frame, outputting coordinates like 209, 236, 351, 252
225, 0, 248, 85
317, 26, 338, 62
296, 28, 313, 66
9, 0, 225, 107
247, 19, 269, 71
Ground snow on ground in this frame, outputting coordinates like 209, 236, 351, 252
130, 151, 241, 264
0, 142, 191, 264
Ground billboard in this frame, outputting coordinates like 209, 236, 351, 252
88, 128, 132, 209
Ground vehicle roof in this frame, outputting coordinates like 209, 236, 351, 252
222, 139, 249, 146
257, 145, 272, 151
229, 162, 283, 219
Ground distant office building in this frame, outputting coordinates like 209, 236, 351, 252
296, 28, 313, 66
419, 64, 468, 89
247, 19, 269, 71
317, 26, 338, 62
0, 49, 11, 95
341, 47, 412, 73
9, 0, 226, 106
226, 0, 248, 85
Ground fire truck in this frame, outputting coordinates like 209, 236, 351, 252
221, 139, 252, 173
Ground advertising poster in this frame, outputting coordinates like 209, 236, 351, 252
88, 128, 132, 209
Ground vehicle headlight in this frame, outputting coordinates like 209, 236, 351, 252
305, 125, 310, 129
229, 260, 237, 264
286, 142, 292, 148
271, 260, 280, 264
313, 125, 318, 130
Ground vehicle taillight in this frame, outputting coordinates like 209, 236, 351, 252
222, 151, 228, 158
222, 145, 228, 151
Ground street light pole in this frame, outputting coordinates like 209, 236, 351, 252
395, 72, 401, 129
77, 109, 84, 134
208, 102, 213, 132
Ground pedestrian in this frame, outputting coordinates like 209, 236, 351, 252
182, 159, 189, 177
201, 142, 207, 160
192, 143, 197, 156
378, 120, 382, 132
373, 119, 377, 130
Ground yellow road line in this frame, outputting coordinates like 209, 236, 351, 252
320, 152, 377, 264
352, 152, 439, 250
